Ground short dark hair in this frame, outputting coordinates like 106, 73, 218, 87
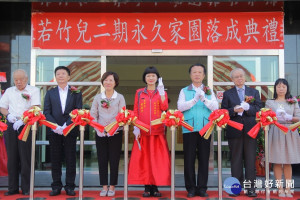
101, 71, 120, 88
142, 66, 160, 84
274, 78, 292, 99
189, 63, 206, 75
55, 66, 70, 76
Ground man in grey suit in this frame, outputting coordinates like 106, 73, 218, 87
44, 66, 82, 196
221, 68, 262, 197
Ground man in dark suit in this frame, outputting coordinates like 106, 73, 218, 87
44, 66, 82, 196
221, 68, 262, 197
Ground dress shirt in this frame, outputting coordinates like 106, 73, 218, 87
177, 84, 218, 112
0, 85, 41, 118
58, 85, 68, 113
236, 85, 245, 102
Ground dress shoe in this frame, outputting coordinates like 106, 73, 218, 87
65, 189, 76, 196
49, 189, 61, 196
22, 191, 29, 195
247, 190, 257, 197
4, 190, 19, 196
187, 190, 195, 198
142, 191, 151, 197
152, 191, 162, 197
198, 190, 208, 197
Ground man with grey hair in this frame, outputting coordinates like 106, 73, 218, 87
221, 68, 262, 197
0, 69, 41, 196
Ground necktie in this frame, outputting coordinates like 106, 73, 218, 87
238, 88, 244, 103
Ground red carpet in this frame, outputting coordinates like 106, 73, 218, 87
1, 190, 300, 199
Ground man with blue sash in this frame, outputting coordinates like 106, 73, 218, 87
177, 64, 218, 198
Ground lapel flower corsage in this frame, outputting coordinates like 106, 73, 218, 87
203, 86, 211, 95
244, 95, 255, 103
21, 93, 30, 101
101, 99, 110, 109
70, 86, 80, 94
286, 96, 299, 105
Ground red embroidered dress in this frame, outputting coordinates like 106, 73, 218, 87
128, 88, 171, 186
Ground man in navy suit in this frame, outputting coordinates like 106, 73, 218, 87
44, 66, 82, 196
221, 68, 262, 197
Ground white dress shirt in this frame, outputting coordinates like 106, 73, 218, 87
177, 84, 218, 112
0, 85, 41, 118
58, 85, 68, 113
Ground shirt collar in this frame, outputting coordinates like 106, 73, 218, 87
235, 85, 245, 91
58, 85, 69, 92
14, 85, 29, 92
192, 83, 204, 90
101, 90, 117, 99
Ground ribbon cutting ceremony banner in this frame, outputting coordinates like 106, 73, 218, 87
32, 12, 284, 50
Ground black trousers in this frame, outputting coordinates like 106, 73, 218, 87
4, 122, 31, 193
95, 131, 123, 186
49, 131, 77, 191
183, 131, 211, 192
228, 133, 257, 190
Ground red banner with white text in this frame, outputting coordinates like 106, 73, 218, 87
32, 12, 284, 50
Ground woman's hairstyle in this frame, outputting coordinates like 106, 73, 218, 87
188, 63, 206, 75
273, 78, 292, 99
142, 66, 160, 84
101, 71, 119, 88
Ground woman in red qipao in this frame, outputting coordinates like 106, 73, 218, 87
128, 66, 171, 197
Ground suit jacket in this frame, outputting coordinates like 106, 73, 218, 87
44, 86, 82, 136
221, 86, 262, 139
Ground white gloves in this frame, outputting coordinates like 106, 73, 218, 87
157, 77, 165, 96
52, 126, 63, 135
241, 101, 250, 111
194, 88, 205, 102
275, 108, 293, 121
284, 113, 293, 121
276, 108, 285, 117
7, 114, 17, 123
133, 126, 140, 139
13, 119, 24, 131
96, 130, 106, 137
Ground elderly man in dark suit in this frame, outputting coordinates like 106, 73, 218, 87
221, 68, 262, 197
44, 66, 82, 196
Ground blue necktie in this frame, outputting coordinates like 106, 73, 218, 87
238, 88, 244, 103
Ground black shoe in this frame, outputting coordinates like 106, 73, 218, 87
22, 191, 29, 195
142, 191, 151, 197
49, 189, 61, 196
65, 189, 76, 196
187, 190, 195, 198
152, 191, 162, 197
247, 190, 257, 197
4, 190, 19, 196
198, 191, 208, 197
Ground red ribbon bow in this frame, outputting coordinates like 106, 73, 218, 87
19, 106, 58, 141
105, 107, 150, 136
247, 108, 289, 139
63, 109, 104, 136
151, 109, 194, 131
199, 109, 244, 139
0, 121, 7, 133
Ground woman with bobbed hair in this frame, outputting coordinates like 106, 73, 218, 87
128, 66, 171, 197
266, 78, 300, 198
90, 71, 126, 197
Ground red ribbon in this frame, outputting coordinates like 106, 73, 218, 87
105, 107, 150, 136
247, 108, 289, 139
199, 109, 244, 139
63, 109, 104, 136
19, 106, 58, 141
0, 121, 7, 132
152, 109, 194, 131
